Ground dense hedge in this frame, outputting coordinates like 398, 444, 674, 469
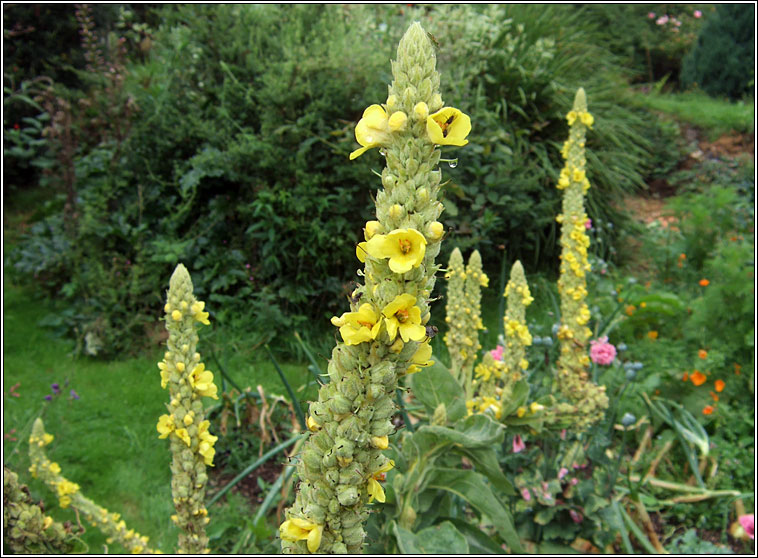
8, 5, 675, 356
680, 3, 755, 99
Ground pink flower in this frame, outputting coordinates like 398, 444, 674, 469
739, 514, 754, 540
648, 12, 655, 19
558, 467, 569, 480
656, 15, 669, 25
560, 429, 567, 440
513, 434, 526, 453
521, 488, 531, 501
590, 336, 617, 365
570, 478, 579, 486
489, 345, 505, 361
694, 10, 702, 18
569, 509, 583, 523
585, 218, 592, 229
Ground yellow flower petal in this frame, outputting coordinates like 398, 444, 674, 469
364, 229, 426, 274
426, 107, 471, 146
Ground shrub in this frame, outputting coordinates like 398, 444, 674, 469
680, 4, 755, 99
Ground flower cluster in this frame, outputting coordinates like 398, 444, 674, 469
555, 88, 608, 431
4, 466, 74, 554
157, 264, 218, 554
281, 23, 469, 554
443, 248, 488, 397
28, 419, 157, 554
680, 349, 727, 415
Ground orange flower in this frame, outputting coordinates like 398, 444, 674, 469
625, 305, 636, 316
682, 372, 689, 382
690, 370, 707, 386
709, 391, 719, 402
645, 281, 652, 289
647, 330, 658, 340
702, 405, 714, 415
714, 379, 725, 392
679, 253, 686, 260
730, 236, 737, 242
699, 278, 710, 287
698, 349, 708, 359
734, 363, 741, 375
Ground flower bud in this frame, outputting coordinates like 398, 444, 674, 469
414, 102, 429, 120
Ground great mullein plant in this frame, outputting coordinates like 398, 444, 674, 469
467, 261, 534, 421
156, 264, 218, 554
279, 22, 470, 554
4, 466, 73, 554
28, 420, 157, 554
443, 248, 488, 399
555, 88, 609, 431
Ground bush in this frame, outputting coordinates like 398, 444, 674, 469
10, 4, 675, 356
680, 4, 755, 99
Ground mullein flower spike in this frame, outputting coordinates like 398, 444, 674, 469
282, 22, 469, 554
467, 261, 531, 420
555, 88, 608, 431
158, 263, 218, 554
4, 466, 74, 554
28, 420, 158, 554
443, 249, 488, 398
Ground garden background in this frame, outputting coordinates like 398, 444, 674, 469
3, 3, 755, 554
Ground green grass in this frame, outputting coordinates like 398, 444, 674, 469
2, 279, 316, 553
633, 90, 755, 139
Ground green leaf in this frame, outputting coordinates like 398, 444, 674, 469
393, 520, 470, 554
445, 518, 506, 554
426, 468, 524, 553
410, 361, 466, 422
462, 446, 516, 496
534, 507, 557, 525
500, 379, 530, 417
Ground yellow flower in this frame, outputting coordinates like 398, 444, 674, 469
191, 301, 210, 325
49, 462, 61, 474
566, 110, 578, 125
382, 294, 426, 342
406, 341, 433, 374
388, 111, 408, 132
350, 104, 391, 160
171, 310, 182, 322
42, 433, 54, 446
175, 428, 191, 447
197, 420, 218, 466
426, 220, 444, 241
364, 220, 382, 240
371, 435, 389, 449
414, 101, 429, 120
517, 406, 527, 418
331, 303, 382, 345
158, 361, 170, 389
426, 107, 471, 146
157, 414, 176, 439
280, 518, 324, 554
367, 459, 395, 503
306, 416, 320, 432
580, 111, 594, 128
189, 363, 218, 399
364, 228, 427, 274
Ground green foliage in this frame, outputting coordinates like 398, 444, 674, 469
680, 4, 755, 100
582, 4, 708, 85
666, 528, 735, 554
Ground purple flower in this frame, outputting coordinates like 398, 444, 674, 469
70, 389, 80, 400
51, 383, 61, 394
590, 336, 617, 365
44, 395, 53, 401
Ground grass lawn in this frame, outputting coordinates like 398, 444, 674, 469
2, 278, 317, 554
634, 90, 755, 139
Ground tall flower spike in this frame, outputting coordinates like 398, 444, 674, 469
159, 264, 217, 553
502, 261, 532, 379
555, 88, 608, 431
283, 22, 465, 554
443, 248, 487, 397
28, 419, 157, 554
